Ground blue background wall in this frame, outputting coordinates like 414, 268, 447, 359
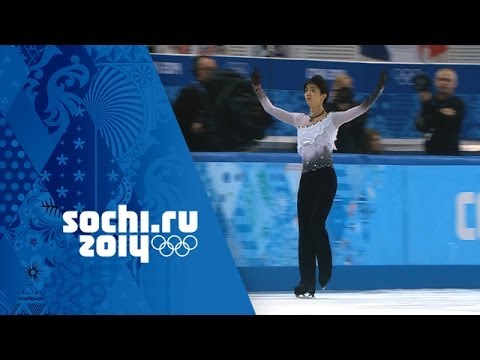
152, 54, 480, 140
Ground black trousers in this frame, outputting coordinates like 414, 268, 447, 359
297, 167, 337, 289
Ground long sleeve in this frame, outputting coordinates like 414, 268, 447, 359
331, 104, 370, 128
417, 100, 436, 132
418, 96, 465, 155
333, 73, 385, 129
255, 85, 299, 127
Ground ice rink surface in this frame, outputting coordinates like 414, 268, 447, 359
249, 289, 480, 315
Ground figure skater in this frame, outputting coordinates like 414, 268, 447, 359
251, 69, 387, 297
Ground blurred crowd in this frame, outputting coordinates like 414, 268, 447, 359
154, 47, 467, 156
169, 54, 388, 155
149, 45, 291, 58
149, 45, 449, 62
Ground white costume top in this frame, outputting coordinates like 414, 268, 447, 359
256, 87, 373, 172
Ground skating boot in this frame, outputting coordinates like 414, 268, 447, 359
294, 284, 315, 298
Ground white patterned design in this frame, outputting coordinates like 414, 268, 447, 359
297, 116, 338, 171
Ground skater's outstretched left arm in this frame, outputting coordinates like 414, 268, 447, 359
332, 71, 387, 129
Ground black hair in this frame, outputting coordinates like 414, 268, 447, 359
304, 75, 329, 106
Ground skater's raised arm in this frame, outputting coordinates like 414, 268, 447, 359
332, 71, 387, 129
252, 68, 302, 127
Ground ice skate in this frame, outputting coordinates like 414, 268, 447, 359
319, 269, 331, 291
294, 284, 316, 298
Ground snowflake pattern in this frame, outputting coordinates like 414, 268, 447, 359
41, 104, 126, 213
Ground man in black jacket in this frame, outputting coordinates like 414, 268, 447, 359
173, 55, 218, 151
415, 68, 465, 156
325, 73, 368, 154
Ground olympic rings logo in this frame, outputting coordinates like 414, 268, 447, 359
392, 68, 423, 85
150, 235, 198, 257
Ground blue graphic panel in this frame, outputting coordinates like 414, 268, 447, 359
0, 46, 29, 115
0, 113, 38, 233
0, 45, 253, 315
0, 237, 28, 312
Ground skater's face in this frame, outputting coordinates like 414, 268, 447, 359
304, 84, 327, 108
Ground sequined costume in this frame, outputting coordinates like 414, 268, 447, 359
256, 86, 372, 172
255, 84, 382, 294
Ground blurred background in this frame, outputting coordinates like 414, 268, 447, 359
149, 45, 460, 62
150, 44, 480, 155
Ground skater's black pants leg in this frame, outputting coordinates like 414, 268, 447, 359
297, 167, 337, 289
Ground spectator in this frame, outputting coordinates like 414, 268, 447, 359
363, 128, 383, 154
172, 55, 218, 151
329, 73, 353, 103
251, 45, 273, 57
326, 73, 368, 153
272, 45, 290, 57
203, 68, 273, 151
195, 45, 227, 55
414, 68, 465, 155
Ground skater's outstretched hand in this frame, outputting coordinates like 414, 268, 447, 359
377, 70, 388, 88
362, 70, 387, 109
251, 67, 261, 87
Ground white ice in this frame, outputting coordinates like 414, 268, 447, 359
249, 289, 480, 315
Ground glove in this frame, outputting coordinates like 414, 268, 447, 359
362, 71, 387, 109
378, 70, 387, 88
251, 67, 261, 86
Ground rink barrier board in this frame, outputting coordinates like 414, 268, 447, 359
193, 153, 480, 291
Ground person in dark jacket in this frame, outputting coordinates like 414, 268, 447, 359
414, 68, 465, 156
325, 73, 368, 153
172, 56, 218, 151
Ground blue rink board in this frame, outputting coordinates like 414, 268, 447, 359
239, 266, 480, 291
194, 153, 480, 290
